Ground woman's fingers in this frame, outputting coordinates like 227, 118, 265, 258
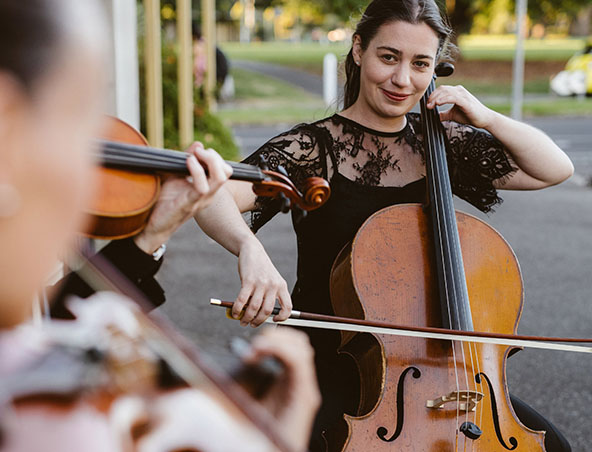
251, 290, 277, 327
186, 153, 210, 198
192, 146, 232, 191
240, 285, 265, 326
273, 282, 292, 322
183, 143, 231, 205
233, 283, 254, 321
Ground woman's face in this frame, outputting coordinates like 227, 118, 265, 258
353, 20, 440, 122
0, 39, 105, 324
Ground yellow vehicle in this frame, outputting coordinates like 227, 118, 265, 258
550, 40, 592, 96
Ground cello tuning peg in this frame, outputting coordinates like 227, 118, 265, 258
435, 62, 454, 78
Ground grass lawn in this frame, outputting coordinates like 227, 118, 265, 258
221, 36, 586, 69
219, 67, 592, 125
222, 42, 349, 74
458, 35, 584, 61
218, 67, 333, 125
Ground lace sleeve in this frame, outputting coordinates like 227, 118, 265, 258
444, 121, 517, 213
241, 124, 326, 232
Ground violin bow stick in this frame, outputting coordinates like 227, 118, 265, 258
210, 299, 592, 354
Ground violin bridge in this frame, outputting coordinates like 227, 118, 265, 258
426, 391, 484, 412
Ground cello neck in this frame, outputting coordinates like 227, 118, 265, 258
419, 73, 473, 332
98, 140, 266, 183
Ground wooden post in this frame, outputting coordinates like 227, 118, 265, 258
144, 0, 164, 147
177, 0, 194, 148
201, 0, 217, 111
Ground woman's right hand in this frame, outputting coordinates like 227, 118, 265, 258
234, 239, 292, 327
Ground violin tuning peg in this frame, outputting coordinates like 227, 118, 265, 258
276, 165, 289, 177
258, 155, 269, 171
292, 206, 307, 226
278, 192, 291, 214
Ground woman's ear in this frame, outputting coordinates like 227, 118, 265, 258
352, 34, 363, 65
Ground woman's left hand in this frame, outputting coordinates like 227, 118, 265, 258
134, 143, 233, 254
427, 85, 496, 130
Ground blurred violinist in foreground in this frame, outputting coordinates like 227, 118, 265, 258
0, 0, 320, 451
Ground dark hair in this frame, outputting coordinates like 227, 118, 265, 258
0, 0, 61, 90
343, 0, 454, 109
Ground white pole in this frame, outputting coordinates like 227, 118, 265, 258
511, 0, 527, 121
323, 53, 338, 107
101, 0, 140, 129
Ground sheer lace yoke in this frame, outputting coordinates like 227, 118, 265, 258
242, 112, 516, 232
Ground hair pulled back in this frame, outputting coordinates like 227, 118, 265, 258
343, 0, 454, 109
0, 0, 61, 91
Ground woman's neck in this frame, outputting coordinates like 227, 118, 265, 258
340, 102, 407, 133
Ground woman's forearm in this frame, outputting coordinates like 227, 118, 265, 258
486, 112, 574, 189
193, 185, 258, 256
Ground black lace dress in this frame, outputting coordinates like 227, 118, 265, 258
242, 113, 569, 452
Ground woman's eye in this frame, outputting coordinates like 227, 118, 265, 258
414, 61, 430, 68
381, 54, 396, 62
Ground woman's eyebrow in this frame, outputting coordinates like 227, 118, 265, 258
376, 45, 434, 60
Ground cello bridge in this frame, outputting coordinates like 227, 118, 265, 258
426, 391, 484, 412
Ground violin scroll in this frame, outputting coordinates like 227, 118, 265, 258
253, 171, 331, 212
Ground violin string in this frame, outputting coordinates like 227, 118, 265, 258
422, 83, 462, 445
101, 141, 264, 180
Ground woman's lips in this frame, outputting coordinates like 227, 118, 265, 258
382, 89, 410, 102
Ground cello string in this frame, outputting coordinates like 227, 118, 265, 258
427, 81, 482, 443
426, 81, 484, 447
424, 81, 463, 444
422, 82, 462, 444
428, 88, 478, 431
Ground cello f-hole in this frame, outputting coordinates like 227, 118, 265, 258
376, 366, 422, 443
476, 372, 519, 450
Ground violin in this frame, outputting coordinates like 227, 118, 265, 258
0, 251, 300, 452
86, 116, 331, 239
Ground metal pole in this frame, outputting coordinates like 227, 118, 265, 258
201, 0, 217, 111
144, 0, 164, 147
323, 53, 338, 107
177, 0, 194, 148
511, 0, 527, 121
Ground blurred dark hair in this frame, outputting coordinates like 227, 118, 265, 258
0, 0, 61, 90
343, 0, 454, 109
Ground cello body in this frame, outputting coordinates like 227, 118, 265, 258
329, 204, 546, 450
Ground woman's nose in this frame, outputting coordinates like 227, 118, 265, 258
391, 65, 411, 87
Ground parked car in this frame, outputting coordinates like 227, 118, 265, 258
550, 40, 592, 96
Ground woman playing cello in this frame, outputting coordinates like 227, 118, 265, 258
0, 0, 320, 450
193, 0, 574, 450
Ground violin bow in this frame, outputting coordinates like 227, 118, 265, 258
210, 299, 592, 354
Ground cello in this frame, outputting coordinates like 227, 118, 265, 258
326, 63, 546, 450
